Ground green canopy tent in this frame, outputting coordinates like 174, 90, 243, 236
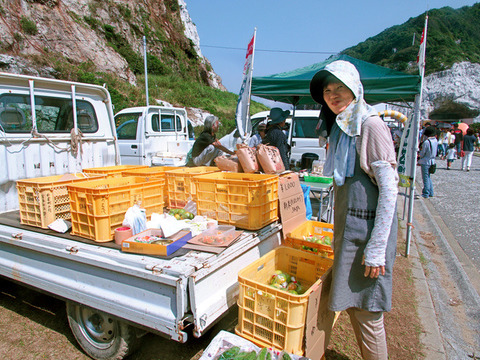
251, 54, 421, 106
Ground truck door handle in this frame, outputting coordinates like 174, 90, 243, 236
131, 145, 138, 149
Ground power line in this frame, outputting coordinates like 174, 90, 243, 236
201, 44, 337, 55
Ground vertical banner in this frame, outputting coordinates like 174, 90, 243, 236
397, 114, 414, 187
235, 29, 257, 141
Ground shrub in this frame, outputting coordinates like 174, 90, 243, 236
20, 16, 38, 35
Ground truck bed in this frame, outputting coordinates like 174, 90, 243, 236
0, 213, 282, 341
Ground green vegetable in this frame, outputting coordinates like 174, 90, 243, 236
218, 346, 241, 360
281, 352, 292, 360
234, 351, 256, 360
256, 348, 267, 360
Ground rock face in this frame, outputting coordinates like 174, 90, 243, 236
178, 0, 225, 90
0, 0, 224, 91
423, 62, 480, 122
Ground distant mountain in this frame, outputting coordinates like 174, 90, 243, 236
341, 4, 480, 76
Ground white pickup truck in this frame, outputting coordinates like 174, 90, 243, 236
0, 73, 282, 359
115, 106, 195, 167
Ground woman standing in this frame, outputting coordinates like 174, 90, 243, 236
310, 61, 398, 360
462, 128, 476, 171
418, 127, 438, 198
263, 108, 291, 170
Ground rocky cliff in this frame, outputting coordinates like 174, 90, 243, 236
0, 0, 224, 90
423, 62, 480, 122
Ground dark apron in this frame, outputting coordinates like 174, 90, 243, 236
329, 148, 397, 312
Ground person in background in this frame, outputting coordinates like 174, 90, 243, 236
186, 115, 235, 166
476, 132, 480, 152
418, 126, 438, 198
439, 129, 449, 159
263, 108, 290, 170
447, 129, 456, 152
445, 142, 457, 170
248, 122, 267, 148
462, 128, 476, 171
310, 60, 398, 360
437, 129, 446, 158
452, 123, 463, 159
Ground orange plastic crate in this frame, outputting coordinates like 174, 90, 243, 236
285, 221, 334, 259
16, 173, 104, 229
193, 172, 279, 230
235, 246, 333, 355
67, 176, 164, 242
83, 165, 148, 178
121, 166, 176, 204
165, 166, 219, 208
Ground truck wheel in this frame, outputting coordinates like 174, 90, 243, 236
66, 301, 138, 360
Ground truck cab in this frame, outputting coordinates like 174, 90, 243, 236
0, 72, 119, 212
115, 106, 194, 166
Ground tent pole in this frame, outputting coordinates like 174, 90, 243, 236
405, 15, 428, 257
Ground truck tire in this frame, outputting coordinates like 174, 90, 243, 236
66, 301, 138, 360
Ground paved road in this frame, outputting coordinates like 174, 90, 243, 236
416, 154, 480, 272
410, 153, 480, 359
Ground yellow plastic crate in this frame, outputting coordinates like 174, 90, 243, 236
121, 166, 176, 205
235, 246, 333, 355
67, 176, 164, 242
165, 166, 219, 208
193, 172, 279, 230
285, 221, 334, 259
16, 173, 104, 229
83, 165, 149, 178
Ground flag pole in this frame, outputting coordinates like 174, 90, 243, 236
405, 15, 428, 256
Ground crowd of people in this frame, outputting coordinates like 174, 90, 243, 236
418, 121, 479, 199
187, 108, 292, 169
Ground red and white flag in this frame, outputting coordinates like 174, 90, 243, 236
235, 29, 257, 141
417, 16, 428, 73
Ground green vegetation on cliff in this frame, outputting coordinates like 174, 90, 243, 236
341, 4, 480, 75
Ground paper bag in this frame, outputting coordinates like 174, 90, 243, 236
236, 144, 259, 173
257, 144, 285, 174
214, 155, 243, 172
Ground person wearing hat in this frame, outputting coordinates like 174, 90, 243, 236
263, 108, 290, 170
186, 115, 235, 167
418, 126, 438, 197
248, 122, 267, 148
310, 60, 398, 360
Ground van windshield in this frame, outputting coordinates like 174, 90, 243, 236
292, 117, 320, 138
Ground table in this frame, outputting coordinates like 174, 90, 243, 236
301, 179, 334, 223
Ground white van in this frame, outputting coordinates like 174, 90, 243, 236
115, 106, 194, 166
249, 109, 326, 166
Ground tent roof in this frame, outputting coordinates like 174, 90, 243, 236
251, 54, 421, 105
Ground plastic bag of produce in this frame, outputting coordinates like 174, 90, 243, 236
256, 144, 285, 174
214, 155, 243, 172
236, 144, 259, 173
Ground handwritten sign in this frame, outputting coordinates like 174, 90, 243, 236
278, 173, 306, 239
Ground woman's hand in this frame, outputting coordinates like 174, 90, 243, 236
362, 256, 385, 278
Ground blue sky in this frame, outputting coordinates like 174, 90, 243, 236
187, 0, 478, 105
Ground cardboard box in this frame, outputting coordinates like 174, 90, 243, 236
121, 229, 192, 256
278, 173, 307, 239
